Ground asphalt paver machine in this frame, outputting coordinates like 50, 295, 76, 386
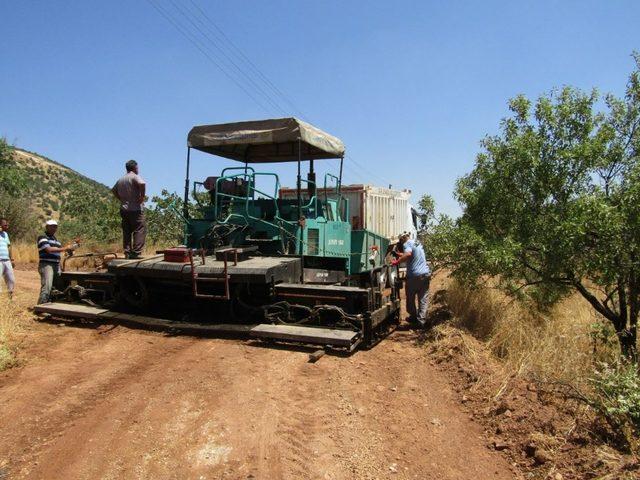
36, 118, 401, 351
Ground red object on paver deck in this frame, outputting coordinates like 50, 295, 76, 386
163, 248, 191, 263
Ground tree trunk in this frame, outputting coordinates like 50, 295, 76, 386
573, 279, 638, 361
618, 324, 638, 362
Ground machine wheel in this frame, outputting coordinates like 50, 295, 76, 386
115, 276, 150, 310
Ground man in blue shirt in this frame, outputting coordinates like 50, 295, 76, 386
37, 220, 77, 304
392, 233, 431, 328
0, 218, 15, 298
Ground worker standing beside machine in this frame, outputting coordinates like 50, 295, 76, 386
392, 232, 431, 328
37, 220, 77, 304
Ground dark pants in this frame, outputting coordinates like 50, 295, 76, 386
406, 274, 430, 326
120, 209, 146, 256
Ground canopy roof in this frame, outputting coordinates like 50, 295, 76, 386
187, 117, 345, 163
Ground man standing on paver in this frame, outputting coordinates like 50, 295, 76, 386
112, 160, 147, 259
392, 233, 431, 328
0, 218, 15, 298
37, 220, 77, 304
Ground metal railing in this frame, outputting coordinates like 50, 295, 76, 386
213, 171, 296, 234
188, 248, 237, 300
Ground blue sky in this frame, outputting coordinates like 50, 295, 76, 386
1, 1, 639, 216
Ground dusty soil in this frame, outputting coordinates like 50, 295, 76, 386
0, 270, 519, 479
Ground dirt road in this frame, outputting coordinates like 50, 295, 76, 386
0, 271, 516, 479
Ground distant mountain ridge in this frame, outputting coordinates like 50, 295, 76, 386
10, 147, 113, 222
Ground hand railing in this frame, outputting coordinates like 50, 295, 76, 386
298, 178, 318, 217
213, 172, 295, 234
213, 172, 253, 219
323, 173, 343, 221
221, 166, 255, 177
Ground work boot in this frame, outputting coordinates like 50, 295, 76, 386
406, 318, 428, 330
128, 252, 141, 260
405, 316, 417, 325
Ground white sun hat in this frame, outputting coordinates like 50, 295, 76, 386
45, 219, 58, 226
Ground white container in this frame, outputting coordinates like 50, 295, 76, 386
279, 184, 416, 240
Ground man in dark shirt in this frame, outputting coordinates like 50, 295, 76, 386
37, 220, 77, 304
112, 159, 147, 259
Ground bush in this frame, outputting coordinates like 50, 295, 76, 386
145, 190, 202, 247
59, 182, 121, 244
0, 191, 39, 241
0, 138, 27, 196
590, 363, 640, 452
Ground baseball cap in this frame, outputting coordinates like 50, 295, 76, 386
45, 219, 58, 226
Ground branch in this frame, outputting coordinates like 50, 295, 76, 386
573, 279, 619, 324
630, 255, 639, 328
618, 276, 628, 329
510, 279, 548, 294
603, 286, 619, 311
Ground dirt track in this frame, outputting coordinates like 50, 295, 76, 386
0, 271, 516, 479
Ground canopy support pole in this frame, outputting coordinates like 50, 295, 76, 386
338, 156, 344, 194
183, 147, 191, 220
297, 138, 302, 217
297, 138, 303, 256
308, 159, 316, 215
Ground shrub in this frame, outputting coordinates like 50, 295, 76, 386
0, 191, 39, 241
590, 362, 640, 452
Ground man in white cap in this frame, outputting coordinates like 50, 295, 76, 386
37, 220, 77, 304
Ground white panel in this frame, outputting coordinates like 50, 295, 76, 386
279, 184, 412, 240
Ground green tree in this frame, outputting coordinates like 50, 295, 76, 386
0, 138, 26, 195
59, 182, 121, 244
0, 139, 37, 239
0, 192, 39, 240
416, 194, 436, 233
437, 53, 640, 359
146, 190, 190, 246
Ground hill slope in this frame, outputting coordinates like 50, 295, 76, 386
10, 148, 113, 222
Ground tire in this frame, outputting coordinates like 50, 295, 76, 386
115, 275, 149, 310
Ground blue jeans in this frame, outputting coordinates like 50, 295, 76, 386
0, 260, 15, 297
38, 263, 60, 304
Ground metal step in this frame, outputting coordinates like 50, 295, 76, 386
250, 324, 360, 348
35, 302, 108, 318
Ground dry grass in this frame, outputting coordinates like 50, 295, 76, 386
0, 292, 32, 371
443, 277, 619, 385
10, 242, 40, 263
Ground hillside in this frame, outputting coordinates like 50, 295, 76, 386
9, 148, 113, 222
